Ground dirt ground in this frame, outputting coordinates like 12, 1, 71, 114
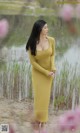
0, 98, 79, 133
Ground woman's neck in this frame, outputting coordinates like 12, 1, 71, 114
40, 34, 47, 42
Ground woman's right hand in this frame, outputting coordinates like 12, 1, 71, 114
48, 72, 55, 77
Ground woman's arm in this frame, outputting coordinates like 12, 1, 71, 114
51, 38, 56, 73
28, 50, 50, 76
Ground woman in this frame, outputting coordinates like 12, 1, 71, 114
26, 20, 56, 133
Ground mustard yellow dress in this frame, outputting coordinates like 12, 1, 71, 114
28, 36, 56, 122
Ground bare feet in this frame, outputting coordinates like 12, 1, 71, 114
39, 123, 47, 133
30, 116, 47, 133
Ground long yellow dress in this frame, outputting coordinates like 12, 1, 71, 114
28, 36, 56, 122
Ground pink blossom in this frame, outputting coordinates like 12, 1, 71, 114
9, 125, 15, 133
75, 107, 80, 123
0, 19, 9, 39
58, 115, 67, 131
59, 4, 74, 21
65, 111, 78, 131
75, 107, 80, 116
58, 110, 79, 132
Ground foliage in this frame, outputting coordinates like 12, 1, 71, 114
54, 61, 80, 110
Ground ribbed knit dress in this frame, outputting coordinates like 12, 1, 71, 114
28, 36, 56, 122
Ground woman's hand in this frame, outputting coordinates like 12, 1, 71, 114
48, 71, 55, 77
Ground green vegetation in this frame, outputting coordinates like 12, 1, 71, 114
54, 61, 80, 110
0, 1, 55, 15
0, 60, 80, 109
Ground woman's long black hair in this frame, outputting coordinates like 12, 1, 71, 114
26, 20, 47, 56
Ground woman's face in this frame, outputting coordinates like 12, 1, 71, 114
41, 23, 48, 36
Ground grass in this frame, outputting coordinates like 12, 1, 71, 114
0, 60, 30, 99
0, 1, 55, 15
35, 8, 54, 16
54, 61, 80, 110
0, 59, 80, 109
0, 4, 33, 15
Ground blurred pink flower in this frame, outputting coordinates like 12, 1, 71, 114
0, 19, 9, 39
58, 110, 79, 132
58, 115, 67, 131
59, 4, 74, 21
75, 107, 80, 123
66, 111, 78, 131
9, 124, 15, 133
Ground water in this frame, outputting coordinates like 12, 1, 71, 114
0, 40, 80, 101
56, 44, 80, 73
0, 42, 80, 68
0, 45, 28, 62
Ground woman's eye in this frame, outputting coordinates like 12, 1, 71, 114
44, 27, 47, 29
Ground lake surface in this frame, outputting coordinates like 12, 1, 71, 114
0, 40, 80, 73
